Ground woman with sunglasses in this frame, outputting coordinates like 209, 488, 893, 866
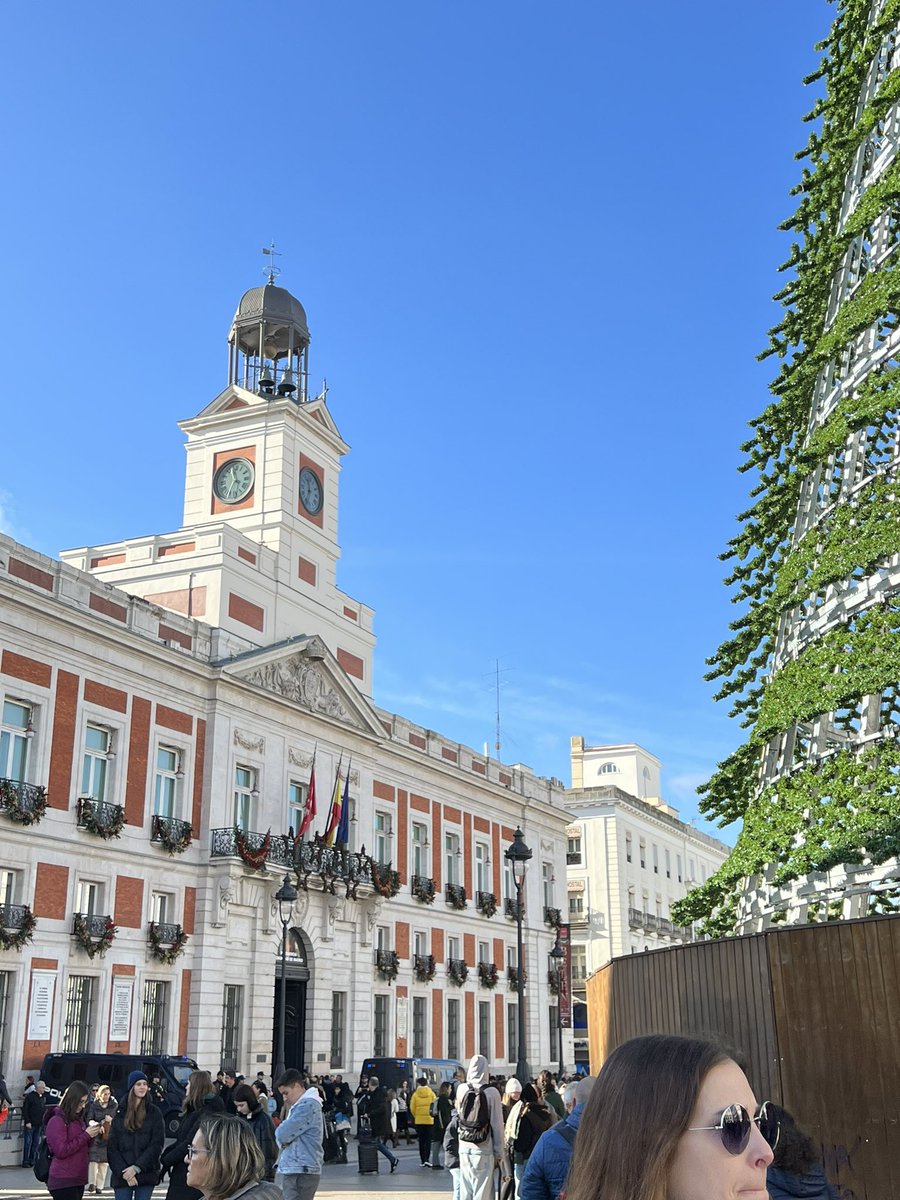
184, 1114, 281, 1200
565, 1034, 778, 1200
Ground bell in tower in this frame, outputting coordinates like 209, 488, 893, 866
228, 270, 311, 401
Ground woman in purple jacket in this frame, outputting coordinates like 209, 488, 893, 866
45, 1081, 104, 1200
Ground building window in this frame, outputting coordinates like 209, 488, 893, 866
568, 893, 584, 920
411, 822, 428, 878
81, 725, 110, 800
374, 812, 391, 867
448, 935, 460, 961
478, 940, 489, 965
288, 780, 307, 836
689, 858, 696, 882
0, 869, 17, 907
642, 766, 651, 795
412, 996, 427, 1058
571, 944, 587, 983
373, 995, 389, 1057
150, 892, 171, 925
140, 980, 169, 1054
625, 832, 632, 864
665, 849, 671, 879
475, 843, 489, 893
445, 832, 461, 886
63, 975, 96, 1052
600, 762, 617, 774
639, 840, 646, 870
503, 856, 514, 900
221, 984, 243, 1073
677, 855, 683, 884
331, 992, 346, 1068
567, 834, 582, 866
653, 845, 659, 875
447, 998, 460, 1060
478, 1001, 491, 1060
154, 747, 179, 818
507, 1003, 517, 1062
233, 767, 255, 831
542, 862, 554, 908
414, 930, 428, 957
376, 926, 390, 953
76, 880, 103, 917
0, 700, 32, 781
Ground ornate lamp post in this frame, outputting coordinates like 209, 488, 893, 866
273, 873, 298, 1083
549, 934, 565, 1079
505, 827, 532, 1083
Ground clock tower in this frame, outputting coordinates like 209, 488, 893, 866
61, 277, 376, 694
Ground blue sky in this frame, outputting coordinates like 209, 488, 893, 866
0, 1, 828, 838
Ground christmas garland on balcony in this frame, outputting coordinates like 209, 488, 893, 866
371, 861, 401, 899
73, 914, 117, 959
0, 779, 47, 826
446, 885, 467, 911
448, 959, 469, 986
0, 907, 36, 951
235, 827, 271, 871
414, 955, 436, 983
78, 798, 125, 840
475, 892, 497, 918
154, 818, 192, 855
411, 875, 436, 904
477, 962, 498, 989
148, 923, 189, 964
375, 952, 399, 983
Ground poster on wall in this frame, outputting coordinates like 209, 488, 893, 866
558, 925, 572, 1028
109, 978, 134, 1042
27, 971, 57, 1041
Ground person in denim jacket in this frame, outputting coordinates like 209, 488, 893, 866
274, 1071, 324, 1200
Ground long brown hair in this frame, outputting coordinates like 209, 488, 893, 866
59, 1080, 90, 1123
564, 1035, 730, 1200
124, 1085, 149, 1132
183, 1070, 215, 1114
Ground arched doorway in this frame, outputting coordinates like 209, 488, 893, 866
273, 927, 310, 1075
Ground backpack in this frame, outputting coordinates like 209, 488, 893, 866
457, 1086, 491, 1144
33, 1127, 53, 1184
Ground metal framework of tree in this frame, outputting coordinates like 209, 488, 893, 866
672, 0, 900, 936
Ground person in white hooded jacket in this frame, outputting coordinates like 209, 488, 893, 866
455, 1055, 505, 1200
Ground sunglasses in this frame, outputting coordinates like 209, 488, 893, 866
688, 1102, 780, 1156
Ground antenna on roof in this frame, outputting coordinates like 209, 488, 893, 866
262, 241, 282, 284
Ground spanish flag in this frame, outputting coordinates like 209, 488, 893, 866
324, 754, 343, 846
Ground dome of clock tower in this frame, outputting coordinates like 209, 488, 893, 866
230, 280, 310, 358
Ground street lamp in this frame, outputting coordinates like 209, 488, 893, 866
505, 827, 532, 1083
273, 873, 298, 1083
549, 934, 565, 1079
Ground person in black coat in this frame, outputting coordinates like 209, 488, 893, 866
358, 1076, 399, 1171
161, 1071, 224, 1200
766, 1105, 839, 1200
22, 1080, 47, 1166
323, 1083, 353, 1164
233, 1085, 277, 1180
106, 1072, 164, 1200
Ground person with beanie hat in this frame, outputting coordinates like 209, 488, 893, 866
107, 1072, 164, 1200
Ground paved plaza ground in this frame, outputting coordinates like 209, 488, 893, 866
0, 1142, 454, 1200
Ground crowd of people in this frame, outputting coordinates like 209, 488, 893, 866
10, 1039, 842, 1200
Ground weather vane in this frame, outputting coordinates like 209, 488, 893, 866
262, 241, 282, 284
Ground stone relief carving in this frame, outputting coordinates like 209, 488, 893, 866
360, 898, 383, 947
233, 729, 265, 753
288, 748, 313, 769
540, 837, 556, 853
241, 654, 361, 727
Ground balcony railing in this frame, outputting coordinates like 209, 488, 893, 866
507, 964, 526, 988
504, 897, 522, 921
148, 920, 188, 963
151, 814, 193, 853
447, 958, 469, 986
477, 962, 498, 988
74, 913, 113, 938
0, 903, 37, 951
150, 922, 183, 945
414, 953, 436, 982
0, 778, 48, 826
411, 874, 436, 903
628, 906, 644, 929
210, 828, 374, 889
543, 905, 562, 929
446, 883, 467, 910
375, 949, 400, 982
76, 797, 125, 839
475, 890, 497, 918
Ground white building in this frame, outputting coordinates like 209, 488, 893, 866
0, 276, 571, 1157
565, 737, 730, 1066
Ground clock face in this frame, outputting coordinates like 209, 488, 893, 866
299, 466, 323, 514
213, 457, 255, 504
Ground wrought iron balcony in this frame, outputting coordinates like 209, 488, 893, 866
507, 964, 526, 988
447, 957, 469, 985
411, 874, 436, 903
151, 814, 193, 853
209, 828, 374, 889
475, 890, 497, 917
149, 922, 183, 945
74, 913, 114, 938
477, 961, 498, 988
0, 778, 48, 825
504, 897, 522, 921
77, 797, 125, 838
374, 950, 399, 981
414, 953, 436, 982
445, 883, 467, 910
0, 904, 32, 931
543, 905, 562, 929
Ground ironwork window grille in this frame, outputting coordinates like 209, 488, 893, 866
0, 971, 10, 1071
154, 747, 179, 818
478, 1001, 490, 1060
507, 1003, 517, 1063
447, 998, 459, 1060
81, 725, 109, 800
0, 700, 31, 781
373, 994, 389, 1057
412, 996, 427, 1058
63, 975, 95, 1052
140, 980, 169, 1055
220, 984, 243, 1073
330, 992, 345, 1069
